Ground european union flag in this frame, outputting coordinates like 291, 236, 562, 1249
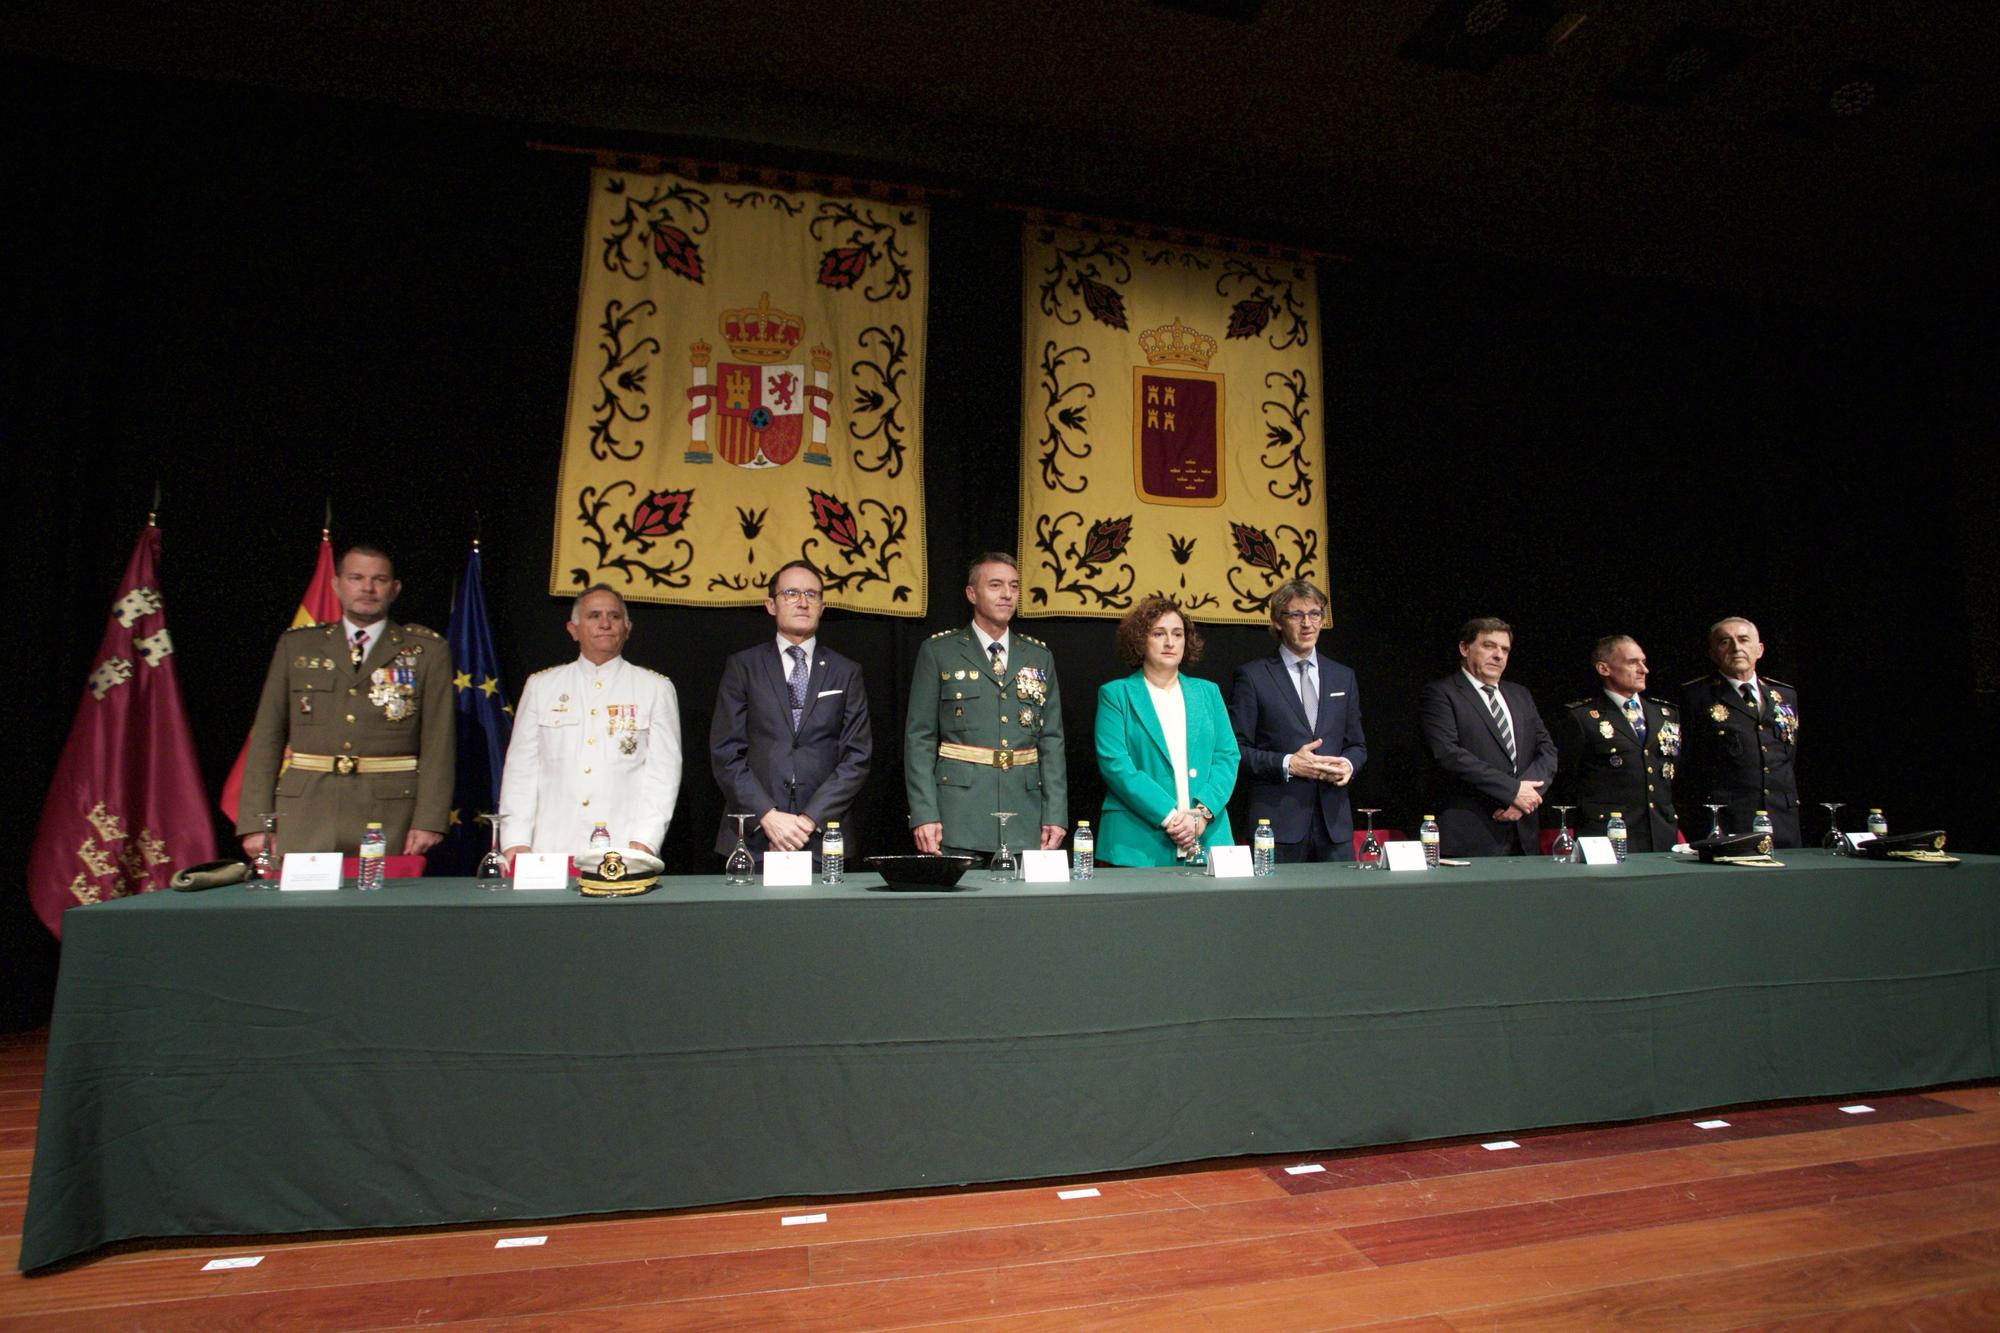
436, 542, 513, 875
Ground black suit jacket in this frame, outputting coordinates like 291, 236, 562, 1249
1677, 674, 1802, 847
1418, 673, 1557, 857
709, 641, 873, 856
1229, 651, 1367, 855
1554, 692, 1680, 852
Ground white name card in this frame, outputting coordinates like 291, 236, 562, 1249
1205, 845, 1254, 879
1579, 836, 1620, 866
279, 852, 342, 891
513, 853, 570, 890
1845, 832, 1876, 850
763, 850, 813, 886
1021, 850, 1070, 883
1384, 841, 1430, 872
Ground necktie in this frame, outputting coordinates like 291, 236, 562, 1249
1625, 697, 1646, 745
1483, 684, 1516, 763
350, 628, 368, 667
989, 641, 1006, 677
1740, 681, 1758, 713
786, 645, 808, 731
1297, 659, 1317, 729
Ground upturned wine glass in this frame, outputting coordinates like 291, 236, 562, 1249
249, 811, 280, 886
475, 813, 506, 881
725, 813, 757, 884
1819, 802, 1846, 851
1355, 809, 1383, 870
1549, 806, 1578, 863
989, 811, 1019, 881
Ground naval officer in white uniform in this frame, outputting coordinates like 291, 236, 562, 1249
499, 584, 682, 859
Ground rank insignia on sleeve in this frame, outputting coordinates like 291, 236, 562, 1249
1710, 704, 1729, 722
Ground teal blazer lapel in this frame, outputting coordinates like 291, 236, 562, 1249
1126, 673, 1174, 771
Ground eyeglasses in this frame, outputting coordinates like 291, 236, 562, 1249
774, 588, 823, 604
1278, 609, 1324, 624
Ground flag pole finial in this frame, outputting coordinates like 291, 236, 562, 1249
148, 480, 162, 527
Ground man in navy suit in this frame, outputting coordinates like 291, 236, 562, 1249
1229, 578, 1368, 863
709, 560, 873, 863
1417, 617, 1558, 857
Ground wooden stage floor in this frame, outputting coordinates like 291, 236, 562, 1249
6, 1026, 2000, 1329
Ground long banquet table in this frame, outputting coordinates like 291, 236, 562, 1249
20, 851, 2000, 1270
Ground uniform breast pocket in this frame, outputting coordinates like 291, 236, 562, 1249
939, 678, 988, 730
291, 679, 331, 730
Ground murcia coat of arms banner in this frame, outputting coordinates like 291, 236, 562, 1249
552, 166, 929, 613
1017, 222, 1326, 623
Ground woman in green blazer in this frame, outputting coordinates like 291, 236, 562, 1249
1094, 597, 1240, 867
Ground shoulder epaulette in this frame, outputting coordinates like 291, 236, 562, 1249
401, 623, 442, 639
1017, 633, 1046, 648
282, 622, 327, 635
1763, 676, 1794, 689
1679, 675, 1710, 689
1564, 698, 1591, 710
928, 627, 955, 639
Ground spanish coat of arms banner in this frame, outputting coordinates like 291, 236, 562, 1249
552, 167, 930, 614
1017, 223, 1327, 623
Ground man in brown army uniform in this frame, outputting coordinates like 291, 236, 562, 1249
237, 545, 455, 857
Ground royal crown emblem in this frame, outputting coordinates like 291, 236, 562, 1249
1138, 316, 1218, 370
1133, 317, 1224, 507
685, 293, 834, 470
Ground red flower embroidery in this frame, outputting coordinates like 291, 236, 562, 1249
817, 246, 870, 289
808, 490, 861, 552
630, 489, 693, 537
1226, 296, 1275, 340
1230, 521, 1279, 573
650, 223, 704, 283
1078, 515, 1133, 569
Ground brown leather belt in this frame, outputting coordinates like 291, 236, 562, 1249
288, 753, 419, 776
938, 742, 1039, 771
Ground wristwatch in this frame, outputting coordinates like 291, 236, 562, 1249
1191, 801, 1214, 822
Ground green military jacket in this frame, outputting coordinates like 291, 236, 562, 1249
903, 626, 1067, 852
236, 620, 455, 854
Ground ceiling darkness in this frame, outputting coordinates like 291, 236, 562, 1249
15, 0, 1997, 307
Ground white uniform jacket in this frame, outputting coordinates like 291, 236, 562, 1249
498, 655, 682, 853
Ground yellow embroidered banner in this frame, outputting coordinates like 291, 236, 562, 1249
1018, 223, 1327, 623
552, 167, 929, 613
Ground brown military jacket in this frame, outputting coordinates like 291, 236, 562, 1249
236, 620, 455, 854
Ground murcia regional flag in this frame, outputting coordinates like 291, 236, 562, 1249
1017, 221, 1328, 623
551, 165, 930, 614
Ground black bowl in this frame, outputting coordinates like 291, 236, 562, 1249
864, 854, 979, 891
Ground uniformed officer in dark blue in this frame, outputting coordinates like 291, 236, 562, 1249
1554, 634, 1680, 851
1678, 617, 1801, 847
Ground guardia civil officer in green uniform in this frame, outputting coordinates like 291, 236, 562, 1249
905, 552, 1068, 858
237, 544, 455, 857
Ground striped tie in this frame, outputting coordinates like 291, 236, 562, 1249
1482, 684, 1516, 764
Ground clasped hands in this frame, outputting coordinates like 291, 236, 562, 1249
1289, 739, 1353, 785
1492, 780, 1546, 822
1163, 806, 1209, 856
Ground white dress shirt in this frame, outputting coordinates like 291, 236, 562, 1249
1146, 675, 1192, 816
498, 654, 682, 853
1464, 669, 1516, 740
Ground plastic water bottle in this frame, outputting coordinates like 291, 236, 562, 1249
1253, 819, 1275, 876
1072, 820, 1094, 880
357, 821, 386, 891
1420, 815, 1441, 869
821, 821, 844, 883
589, 821, 611, 853
1606, 812, 1627, 863
1867, 808, 1888, 838
1753, 810, 1774, 840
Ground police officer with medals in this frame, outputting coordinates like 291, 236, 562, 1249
238, 544, 455, 857
1554, 634, 1681, 852
1678, 616, 1802, 847
905, 552, 1068, 859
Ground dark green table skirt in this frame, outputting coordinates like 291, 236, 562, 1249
21, 852, 2000, 1269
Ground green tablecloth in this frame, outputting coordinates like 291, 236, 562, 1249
21, 852, 2000, 1270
